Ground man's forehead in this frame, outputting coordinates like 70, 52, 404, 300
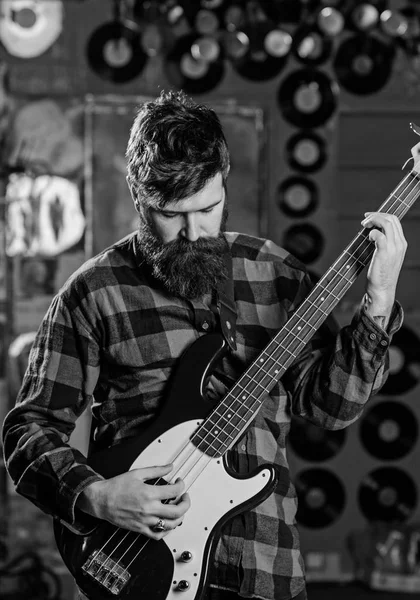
158, 182, 225, 213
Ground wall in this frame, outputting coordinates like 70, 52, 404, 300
2, 0, 420, 594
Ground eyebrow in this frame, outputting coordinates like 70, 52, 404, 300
158, 195, 224, 215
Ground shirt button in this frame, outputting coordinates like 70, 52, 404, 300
241, 444, 246, 451
381, 340, 388, 346
369, 333, 377, 340
202, 321, 209, 331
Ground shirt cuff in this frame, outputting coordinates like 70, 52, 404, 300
352, 300, 404, 357
57, 464, 104, 535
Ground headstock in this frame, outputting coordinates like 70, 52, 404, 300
410, 122, 420, 174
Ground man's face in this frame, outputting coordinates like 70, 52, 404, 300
148, 172, 226, 244
134, 173, 229, 300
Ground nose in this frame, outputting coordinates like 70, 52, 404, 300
181, 213, 200, 242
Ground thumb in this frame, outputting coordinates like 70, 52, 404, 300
369, 228, 383, 244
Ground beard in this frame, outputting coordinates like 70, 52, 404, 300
137, 205, 229, 300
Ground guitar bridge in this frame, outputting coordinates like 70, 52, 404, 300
82, 551, 131, 595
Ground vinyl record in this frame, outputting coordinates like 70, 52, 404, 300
358, 467, 417, 522
230, 29, 290, 81
380, 325, 420, 396
277, 176, 318, 218
332, 34, 395, 95
164, 33, 225, 94
289, 415, 346, 461
282, 223, 325, 264
277, 68, 339, 128
295, 468, 346, 528
86, 21, 148, 83
286, 131, 327, 173
360, 400, 418, 460
292, 25, 333, 66
0, 0, 63, 58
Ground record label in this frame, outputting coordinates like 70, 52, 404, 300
360, 400, 418, 460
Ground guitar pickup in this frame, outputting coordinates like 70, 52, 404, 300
82, 551, 131, 595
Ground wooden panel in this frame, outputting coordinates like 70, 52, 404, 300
337, 169, 420, 218
338, 111, 420, 168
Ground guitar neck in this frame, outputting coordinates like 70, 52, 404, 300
192, 169, 420, 457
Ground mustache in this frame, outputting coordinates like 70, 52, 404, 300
157, 235, 227, 256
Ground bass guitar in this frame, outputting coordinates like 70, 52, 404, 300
54, 133, 420, 600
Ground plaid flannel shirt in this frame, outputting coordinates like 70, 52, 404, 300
3, 231, 403, 600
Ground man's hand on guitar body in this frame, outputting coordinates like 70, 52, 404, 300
361, 212, 407, 329
76, 463, 191, 540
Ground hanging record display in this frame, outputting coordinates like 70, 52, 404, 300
286, 130, 327, 173
282, 223, 325, 264
333, 33, 395, 95
295, 468, 346, 528
358, 467, 417, 522
277, 68, 339, 128
360, 400, 418, 460
164, 33, 225, 94
380, 324, 420, 396
289, 415, 346, 461
277, 176, 318, 218
86, 20, 148, 83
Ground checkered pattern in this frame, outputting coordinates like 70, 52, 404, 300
2, 231, 402, 600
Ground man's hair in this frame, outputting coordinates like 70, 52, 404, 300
126, 90, 230, 208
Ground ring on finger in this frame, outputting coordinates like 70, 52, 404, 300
152, 518, 166, 532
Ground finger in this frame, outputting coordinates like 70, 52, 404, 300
153, 493, 191, 519
362, 213, 397, 244
145, 514, 185, 532
368, 228, 386, 246
131, 464, 174, 481
388, 215, 407, 247
154, 478, 185, 501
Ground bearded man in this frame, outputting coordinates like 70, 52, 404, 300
3, 90, 406, 600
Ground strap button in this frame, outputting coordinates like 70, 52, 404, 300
202, 321, 209, 330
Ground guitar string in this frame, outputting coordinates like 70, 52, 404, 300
89, 169, 418, 582
95, 170, 417, 588
94, 169, 418, 586
93, 170, 419, 588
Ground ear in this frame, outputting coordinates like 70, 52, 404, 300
126, 176, 140, 213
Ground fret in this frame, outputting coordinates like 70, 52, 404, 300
191, 162, 420, 457
239, 372, 271, 395
390, 192, 410, 208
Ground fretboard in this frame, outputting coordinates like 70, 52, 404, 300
191, 170, 420, 458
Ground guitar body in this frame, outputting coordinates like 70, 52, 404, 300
54, 334, 278, 600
